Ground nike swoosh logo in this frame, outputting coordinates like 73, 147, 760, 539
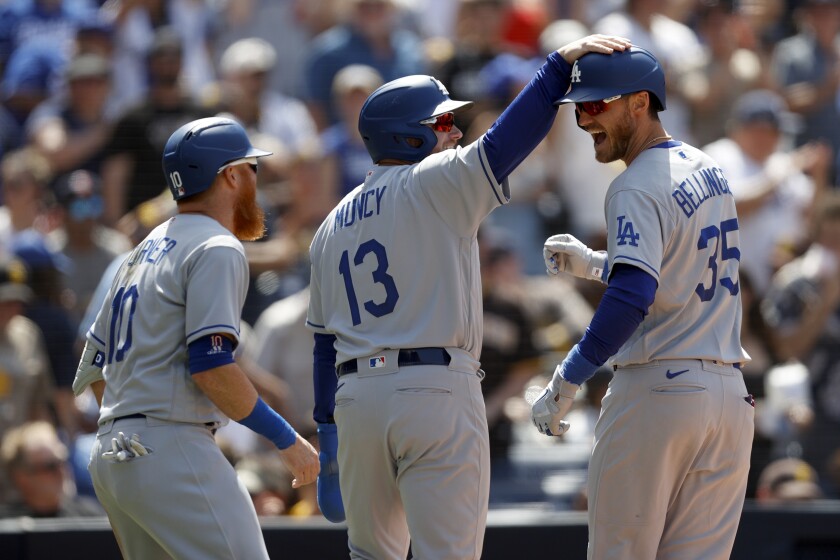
665, 369, 689, 379
336, 382, 345, 392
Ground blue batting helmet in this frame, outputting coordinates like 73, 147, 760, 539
162, 117, 272, 201
555, 46, 666, 111
358, 75, 473, 163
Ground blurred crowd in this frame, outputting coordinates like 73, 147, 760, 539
1, 0, 840, 521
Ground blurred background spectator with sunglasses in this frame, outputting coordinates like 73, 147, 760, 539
0, 421, 102, 518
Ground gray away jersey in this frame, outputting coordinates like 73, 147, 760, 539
87, 214, 248, 424
306, 140, 508, 366
605, 142, 750, 366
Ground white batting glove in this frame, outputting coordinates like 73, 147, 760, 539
101, 432, 154, 463
530, 365, 580, 436
543, 234, 608, 283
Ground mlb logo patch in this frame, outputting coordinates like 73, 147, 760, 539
370, 356, 386, 368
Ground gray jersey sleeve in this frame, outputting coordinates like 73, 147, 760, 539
412, 140, 509, 238
307, 261, 326, 333
605, 188, 676, 282
185, 241, 249, 346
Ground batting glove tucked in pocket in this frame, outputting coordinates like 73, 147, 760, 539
101, 432, 154, 463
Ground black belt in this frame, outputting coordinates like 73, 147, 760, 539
113, 413, 217, 431
337, 348, 451, 377
115, 413, 147, 421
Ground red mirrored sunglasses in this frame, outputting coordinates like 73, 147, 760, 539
420, 112, 455, 133
575, 95, 622, 117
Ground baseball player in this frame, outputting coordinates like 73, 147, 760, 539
531, 47, 755, 559
306, 35, 631, 560
72, 117, 319, 560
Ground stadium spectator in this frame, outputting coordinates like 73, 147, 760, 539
25, 52, 114, 176
703, 89, 830, 295
430, 0, 516, 133
212, 0, 339, 100
216, 37, 319, 160
242, 145, 337, 324
0, 420, 103, 518
47, 170, 131, 327
0, 259, 53, 435
320, 64, 383, 197
105, 0, 218, 113
0, 259, 53, 504
11, 230, 79, 439
304, 0, 425, 129
0, 0, 97, 72
771, 0, 840, 183
761, 193, 840, 493
0, 147, 52, 260
1, 40, 66, 125
467, 52, 551, 275
478, 230, 542, 494
684, 0, 769, 147
99, 26, 212, 226
755, 457, 824, 503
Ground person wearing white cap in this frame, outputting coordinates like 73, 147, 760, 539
219, 37, 319, 158
321, 64, 384, 197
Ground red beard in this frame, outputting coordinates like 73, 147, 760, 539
233, 181, 266, 241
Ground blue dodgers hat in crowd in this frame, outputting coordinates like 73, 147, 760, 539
479, 53, 543, 103
729, 89, 802, 134
53, 169, 105, 221
10, 230, 72, 274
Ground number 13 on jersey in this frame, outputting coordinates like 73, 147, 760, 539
338, 238, 400, 326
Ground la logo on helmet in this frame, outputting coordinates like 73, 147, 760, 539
570, 61, 582, 83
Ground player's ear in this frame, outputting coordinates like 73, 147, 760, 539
220, 166, 240, 189
630, 92, 649, 114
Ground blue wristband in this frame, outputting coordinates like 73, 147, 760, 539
238, 397, 296, 450
560, 344, 601, 386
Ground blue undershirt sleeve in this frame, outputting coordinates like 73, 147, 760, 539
561, 264, 658, 385
313, 333, 338, 424
482, 52, 572, 183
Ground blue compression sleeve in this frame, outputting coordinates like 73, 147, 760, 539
313, 333, 338, 424
482, 52, 571, 183
238, 397, 296, 450
188, 334, 235, 374
562, 265, 658, 385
